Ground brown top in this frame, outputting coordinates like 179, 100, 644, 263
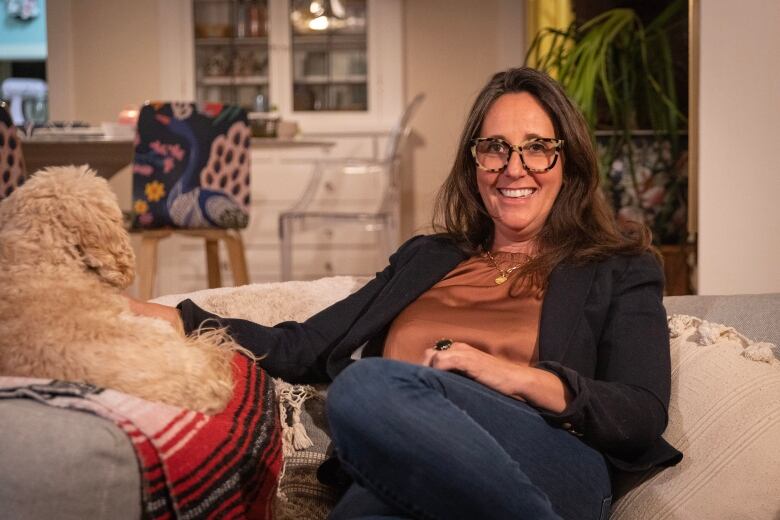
383, 252, 544, 366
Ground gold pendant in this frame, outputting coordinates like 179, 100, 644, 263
495, 275, 507, 285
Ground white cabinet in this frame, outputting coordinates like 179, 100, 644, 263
163, 0, 403, 130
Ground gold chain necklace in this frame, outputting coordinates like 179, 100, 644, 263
484, 251, 527, 285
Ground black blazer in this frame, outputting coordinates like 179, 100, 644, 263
179, 234, 682, 472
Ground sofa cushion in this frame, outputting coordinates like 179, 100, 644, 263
158, 282, 780, 520
610, 314, 780, 519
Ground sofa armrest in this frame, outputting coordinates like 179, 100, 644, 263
0, 399, 141, 520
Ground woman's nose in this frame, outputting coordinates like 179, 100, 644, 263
504, 149, 527, 178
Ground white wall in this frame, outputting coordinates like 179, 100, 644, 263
47, 0, 164, 124
697, 1, 780, 294
402, 0, 525, 235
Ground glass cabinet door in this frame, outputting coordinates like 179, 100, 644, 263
193, 0, 271, 111
289, 0, 368, 111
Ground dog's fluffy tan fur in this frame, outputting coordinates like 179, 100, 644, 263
0, 165, 239, 414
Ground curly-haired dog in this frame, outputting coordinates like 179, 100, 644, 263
0, 165, 242, 414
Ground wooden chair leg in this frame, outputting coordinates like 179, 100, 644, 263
138, 235, 161, 300
205, 238, 221, 288
224, 231, 249, 287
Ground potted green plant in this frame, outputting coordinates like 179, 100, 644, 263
525, 1, 688, 253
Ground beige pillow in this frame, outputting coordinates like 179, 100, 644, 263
611, 315, 780, 520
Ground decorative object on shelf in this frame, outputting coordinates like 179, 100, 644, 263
194, 24, 233, 39
234, 49, 255, 76
6, 0, 39, 20
526, 0, 690, 293
245, 2, 267, 37
205, 49, 231, 77
276, 120, 299, 140
249, 111, 279, 138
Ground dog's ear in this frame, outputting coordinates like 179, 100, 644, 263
74, 198, 135, 289
4, 166, 137, 289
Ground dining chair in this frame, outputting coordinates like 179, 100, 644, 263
278, 93, 425, 281
131, 101, 251, 299
0, 100, 27, 201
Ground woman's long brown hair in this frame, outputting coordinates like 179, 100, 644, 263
433, 67, 654, 287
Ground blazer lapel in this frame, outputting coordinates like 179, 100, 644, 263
381, 240, 468, 307
338, 238, 468, 349
538, 262, 597, 362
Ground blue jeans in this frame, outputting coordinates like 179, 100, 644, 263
325, 358, 612, 520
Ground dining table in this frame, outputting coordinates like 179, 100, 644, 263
21, 130, 335, 180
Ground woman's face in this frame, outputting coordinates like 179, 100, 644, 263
475, 92, 563, 251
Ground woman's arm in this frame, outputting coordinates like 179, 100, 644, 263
124, 297, 184, 333
533, 253, 673, 461
126, 235, 435, 383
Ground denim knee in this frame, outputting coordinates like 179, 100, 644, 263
327, 359, 393, 420
327, 358, 418, 443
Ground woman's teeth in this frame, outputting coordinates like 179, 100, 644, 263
499, 188, 536, 198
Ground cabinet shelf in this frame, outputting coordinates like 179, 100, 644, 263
294, 75, 367, 85
292, 33, 366, 44
196, 37, 269, 46
198, 75, 269, 86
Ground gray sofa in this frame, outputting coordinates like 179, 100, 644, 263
1, 284, 778, 520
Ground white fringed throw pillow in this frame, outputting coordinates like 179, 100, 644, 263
611, 315, 780, 520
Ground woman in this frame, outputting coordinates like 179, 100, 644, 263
132, 67, 681, 520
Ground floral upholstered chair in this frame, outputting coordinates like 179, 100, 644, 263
131, 101, 251, 299
0, 100, 26, 201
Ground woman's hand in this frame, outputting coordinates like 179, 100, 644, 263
124, 295, 185, 334
422, 341, 572, 414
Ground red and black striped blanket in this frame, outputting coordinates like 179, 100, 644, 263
0, 354, 282, 519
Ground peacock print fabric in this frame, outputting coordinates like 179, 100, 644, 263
0, 103, 26, 201
132, 102, 251, 229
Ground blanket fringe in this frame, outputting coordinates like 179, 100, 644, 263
668, 314, 779, 364
273, 378, 321, 456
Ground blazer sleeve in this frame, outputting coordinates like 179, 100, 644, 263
535, 253, 674, 464
177, 235, 426, 384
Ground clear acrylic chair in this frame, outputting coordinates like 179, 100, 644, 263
279, 93, 425, 281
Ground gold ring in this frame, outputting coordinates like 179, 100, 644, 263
434, 338, 453, 351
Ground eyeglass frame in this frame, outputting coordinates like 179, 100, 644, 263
469, 137, 564, 173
